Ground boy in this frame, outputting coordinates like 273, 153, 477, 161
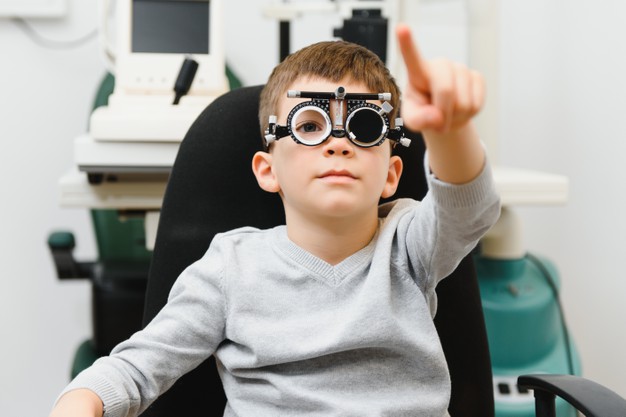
49, 25, 500, 417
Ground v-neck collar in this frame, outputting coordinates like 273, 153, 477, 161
272, 224, 380, 287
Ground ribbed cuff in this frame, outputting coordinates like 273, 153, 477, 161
424, 151, 497, 209
58, 372, 128, 417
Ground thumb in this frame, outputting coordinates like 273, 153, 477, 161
402, 104, 445, 132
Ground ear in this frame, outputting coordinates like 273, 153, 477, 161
381, 155, 403, 198
252, 151, 281, 193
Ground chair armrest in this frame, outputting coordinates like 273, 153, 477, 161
518, 374, 626, 417
48, 231, 94, 279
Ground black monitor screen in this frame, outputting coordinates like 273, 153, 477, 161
132, 0, 209, 54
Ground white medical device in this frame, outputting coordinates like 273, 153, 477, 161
60, 0, 228, 249
77, 0, 227, 178
114, 0, 225, 98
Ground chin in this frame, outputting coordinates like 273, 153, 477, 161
315, 199, 378, 219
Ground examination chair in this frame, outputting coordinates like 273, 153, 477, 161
140, 85, 626, 417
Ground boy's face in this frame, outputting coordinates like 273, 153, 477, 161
253, 77, 403, 221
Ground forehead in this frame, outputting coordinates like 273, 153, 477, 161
277, 77, 374, 119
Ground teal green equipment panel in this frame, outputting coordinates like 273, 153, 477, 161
475, 254, 581, 417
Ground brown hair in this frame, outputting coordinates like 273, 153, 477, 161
259, 40, 401, 144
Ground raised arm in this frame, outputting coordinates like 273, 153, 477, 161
396, 24, 486, 184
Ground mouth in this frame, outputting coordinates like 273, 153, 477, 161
318, 170, 357, 182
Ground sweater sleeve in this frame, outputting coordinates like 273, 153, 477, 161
403, 152, 500, 298
58, 240, 228, 417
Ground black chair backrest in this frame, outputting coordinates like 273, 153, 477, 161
142, 85, 495, 417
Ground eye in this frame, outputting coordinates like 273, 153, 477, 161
296, 121, 323, 133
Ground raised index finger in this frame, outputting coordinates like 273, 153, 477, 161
396, 24, 430, 94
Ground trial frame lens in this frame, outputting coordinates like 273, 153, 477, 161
290, 104, 332, 146
345, 105, 388, 148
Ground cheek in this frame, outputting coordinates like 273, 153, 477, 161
272, 145, 311, 181
369, 149, 392, 170
370, 154, 395, 187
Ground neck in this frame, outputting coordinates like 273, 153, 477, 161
284, 209, 379, 266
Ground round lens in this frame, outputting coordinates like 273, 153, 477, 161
290, 106, 331, 146
346, 107, 387, 147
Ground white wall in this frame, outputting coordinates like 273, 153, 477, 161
0, 2, 101, 415
1, 1, 625, 415
498, 0, 626, 396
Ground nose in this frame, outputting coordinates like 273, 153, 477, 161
323, 136, 354, 157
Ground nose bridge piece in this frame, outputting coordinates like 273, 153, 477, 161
330, 97, 347, 132
331, 128, 346, 138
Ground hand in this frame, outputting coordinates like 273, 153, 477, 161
48, 389, 104, 417
396, 24, 485, 135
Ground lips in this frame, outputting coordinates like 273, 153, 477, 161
317, 169, 358, 185
318, 169, 357, 179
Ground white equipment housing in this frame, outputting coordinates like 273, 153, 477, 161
77, 0, 228, 175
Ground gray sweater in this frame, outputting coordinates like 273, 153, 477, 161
62, 162, 500, 417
